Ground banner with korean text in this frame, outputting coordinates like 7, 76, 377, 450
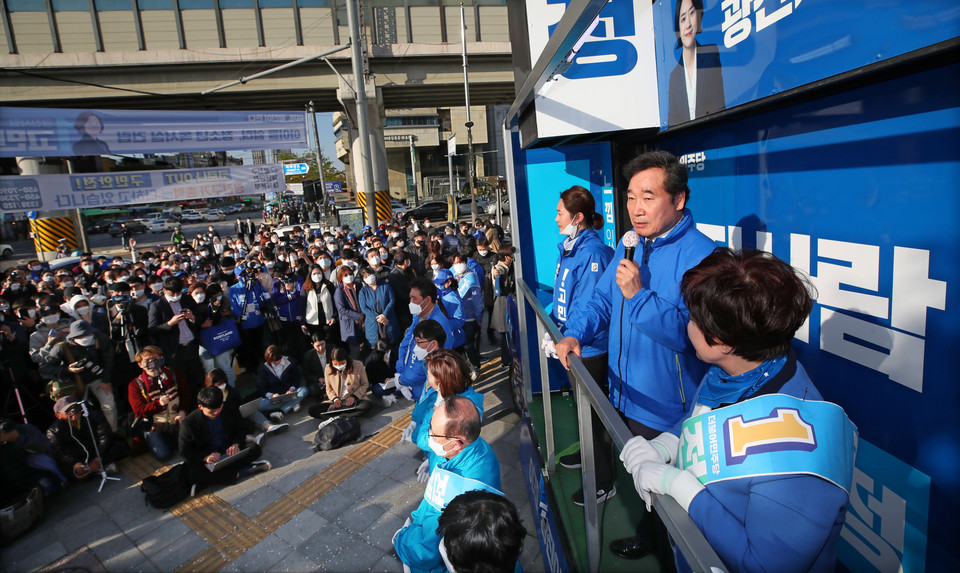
0, 165, 283, 214
0, 107, 309, 157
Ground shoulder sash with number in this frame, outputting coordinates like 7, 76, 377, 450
423, 466, 503, 511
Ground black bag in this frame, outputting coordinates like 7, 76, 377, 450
141, 463, 189, 509
313, 416, 360, 451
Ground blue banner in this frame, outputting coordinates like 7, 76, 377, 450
0, 164, 283, 213
653, 0, 960, 128
0, 107, 309, 157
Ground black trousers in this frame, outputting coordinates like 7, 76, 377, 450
185, 443, 262, 491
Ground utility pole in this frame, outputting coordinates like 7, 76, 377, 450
346, 0, 378, 227
461, 3, 477, 226
408, 135, 420, 207
307, 101, 327, 214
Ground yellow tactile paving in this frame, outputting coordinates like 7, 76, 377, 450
322, 457, 363, 485
174, 546, 230, 573
253, 494, 307, 531
286, 474, 337, 507
370, 425, 404, 448
346, 441, 386, 465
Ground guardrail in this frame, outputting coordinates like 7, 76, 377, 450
515, 280, 727, 572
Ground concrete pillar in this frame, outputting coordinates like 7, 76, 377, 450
17, 157, 76, 261
337, 77, 390, 199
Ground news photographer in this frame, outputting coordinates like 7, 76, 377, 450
46, 396, 127, 482
42, 320, 118, 432
106, 281, 150, 421
228, 259, 279, 373
128, 346, 191, 462
148, 276, 204, 393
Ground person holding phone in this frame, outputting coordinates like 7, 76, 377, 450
147, 276, 204, 393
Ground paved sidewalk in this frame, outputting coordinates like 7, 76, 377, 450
0, 349, 542, 573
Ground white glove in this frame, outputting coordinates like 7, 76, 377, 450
399, 384, 414, 401
541, 331, 558, 359
619, 432, 678, 475
401, 422, 417, 443
416, 459, 430, 483
631, 461, 704, 512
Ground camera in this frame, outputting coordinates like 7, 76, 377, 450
111, 293, 132, 304
74, 358, 104, 377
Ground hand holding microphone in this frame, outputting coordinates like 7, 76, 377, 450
616, 231, 643, 299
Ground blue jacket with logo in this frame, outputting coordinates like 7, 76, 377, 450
563, 210, 716, 430
394, 437, 501, 573
229, 280, 268, 330
672, 356, 851, 573
454, 270, 483, 323
551, 228, 614, 358
396, 306, 454, 398
437, 289, 466, 347
412, 386, 485, 471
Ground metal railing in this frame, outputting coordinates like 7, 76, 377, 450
515, 280, 727, 572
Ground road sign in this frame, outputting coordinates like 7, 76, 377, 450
283, 163, 309, 176
447, 135, 457, 157
26, 211, 37, 219
324, 181, 343, 193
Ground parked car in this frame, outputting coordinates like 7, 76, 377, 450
222, 204, 243, 214
400, 201, 449, 223
487, 199, 510, 216
1, 243, 13, 258
180, 210, 203, 223
201, 209, 225, 222
89, 219, 115, 234
148, 218, 179, 234
107, 220, 147, 237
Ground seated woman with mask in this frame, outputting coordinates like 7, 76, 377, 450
307, 342, 372, 419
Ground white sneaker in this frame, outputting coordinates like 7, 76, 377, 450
265, 422, 289, 435
269, 411, 284, 423
251, 460, 271, 473
190, 484, 198, 497
292, 403, 302, 414
253, 432, 265, 446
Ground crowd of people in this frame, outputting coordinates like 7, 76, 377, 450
0, 210, 532, 570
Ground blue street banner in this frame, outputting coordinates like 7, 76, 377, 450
324, 181, 343, 193
652, 0, 960, 128
0, 107, 309, 157
0, 164, 283, 213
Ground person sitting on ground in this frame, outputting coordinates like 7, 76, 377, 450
46, 396, 128, 482
394, 396, 502, 573
437, 490, 528, 573
308, 342, 372, 418
204, 369, 287, 446
365, 338, 398, 406
128, 346, 192, 461
256, 344, 308, 422
179, 387, 271, 495
406, 349, 485, 482
622, 248, 858, 573
301, 334, 328, 398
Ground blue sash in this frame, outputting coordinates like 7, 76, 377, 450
677, 394, 858, 492
424, 467, 504, 512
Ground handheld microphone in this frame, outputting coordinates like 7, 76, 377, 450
622, 231, 640, 262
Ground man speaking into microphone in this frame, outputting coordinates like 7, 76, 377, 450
556, 150, 717, 561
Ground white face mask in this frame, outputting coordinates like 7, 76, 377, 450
265, 261, 275, 269
43, 275, 55, 283
561, 219, 580, 238
26, 309, 36, 318
363, 275, 376, 286
428, 434, 453, 458
311, 273, 323, 282
82, 264, 95, 272
193, 293, 206, 304
132, 289, 144, 299
150, 283, 163, 293
408, 301, 423, 316
452, 263, 467, 275
478, 250, 489, 257
42, 315, 59, 325
367, 256, 381, 267
333, 362, 346, 371
165, 294, 181, 303
62, 280, 74, 288
413, 344, 430, 361
319, 259, 332, 269
343, 275, 354, 285
77, 306, 91, 315
431, 264, 440, 271
75, 335, 95, 347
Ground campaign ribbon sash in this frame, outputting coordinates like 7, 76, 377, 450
677, 394, 858, 492
424, 467, 503, 512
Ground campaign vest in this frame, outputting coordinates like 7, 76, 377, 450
424, 466, 503, 512
677, 394, 858, 492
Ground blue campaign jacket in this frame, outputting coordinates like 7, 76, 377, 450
454, 270, 483, 323
563, 210, 717, 430
437, 289, 466, 347
394, 437, 501, 573
229, 280, 268, 330
358, 281, 399, 345
412, 386, 485, 471
396, 306, 455, 398
551, 228, 614, 358
271, 283, 301, 322
466, 257, 485, 287
672, 356, 851, 573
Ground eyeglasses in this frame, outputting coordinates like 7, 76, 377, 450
428, 425, 461, 442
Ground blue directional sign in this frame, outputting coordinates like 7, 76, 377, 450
324, 181, 342, 193
283, 163, 309, 176
26, 210, 37, 219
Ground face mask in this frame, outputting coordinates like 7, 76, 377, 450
408, 301, 423, 316
133, 289, 144, 298
343, 275, 354, 285
75, 335, 95, 347
431, 264, 440, 271
214, 295, 222, 302
561, 220, 580, 238
31, 265, 41, 271
216, 383, 227, 392
478, 250, 489, 257
193, 293, 206, 304
327, 245, 337, 252
367, 256, 381, 267
82, 264, 94, 272
9, 283, 20, 291
452, 263, 467, 275
319, 260, 331, 269
77, 306, 91, 315
346, 261, 358, 270
42, 315, 59, 325
428, 435, 452, 457
201, 251, 209, 257
311, 273, 323, 282
363, 275, 376, 286
165, 294, 181, 303
62, 280, 74, 288
118, 275, 130, 282
147, 258, 156, 266
43, 275, 55, 283
150, 283, 163, 293
396, 240, 405, 248
265, 261, 275, 269
413, 344, 429, 361
333, 363, 346, 371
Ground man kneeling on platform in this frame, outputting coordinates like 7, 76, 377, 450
393, 396, 502, 573
179, 387, 271, 496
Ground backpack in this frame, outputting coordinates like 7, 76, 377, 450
141, 463, 189, 509
313, 416, 360, 451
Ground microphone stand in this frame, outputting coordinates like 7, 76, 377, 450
78, 401, 121, 493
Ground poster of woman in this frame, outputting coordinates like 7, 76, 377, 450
666, 0, 726, 125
